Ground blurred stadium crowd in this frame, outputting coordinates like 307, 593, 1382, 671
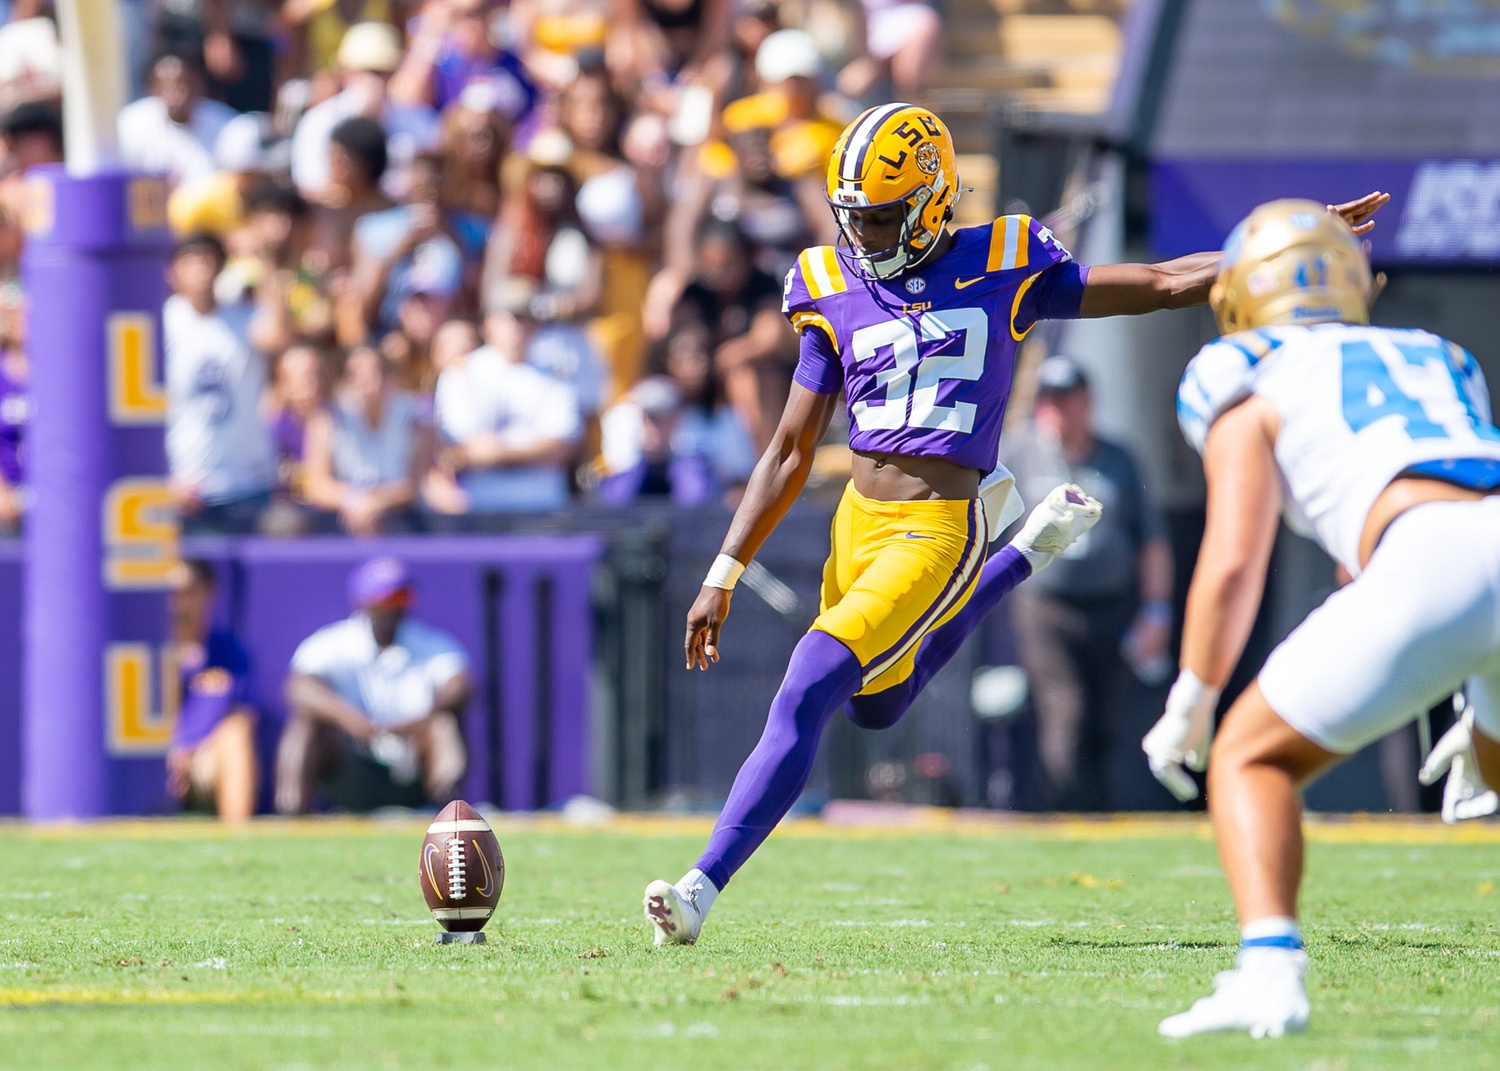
0, 0, 1200, 820
0, 0, 956, 535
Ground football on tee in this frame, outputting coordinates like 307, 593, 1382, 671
419, 800, 505, 932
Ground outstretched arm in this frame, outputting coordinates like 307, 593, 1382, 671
1078, 192, 1390, 319
684, 383, 841, 669
1079, 252, 1221, 318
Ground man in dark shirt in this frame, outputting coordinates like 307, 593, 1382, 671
673, 218, 796, 451
1004, 356, 1175, 809
167, 558, 259, 821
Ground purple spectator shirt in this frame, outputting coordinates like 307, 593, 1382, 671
429, 42, 538, 120
0, 355, 28, 486
273, 408, 307, 467
173, 629, 255, 749
784, 215, 1088, 473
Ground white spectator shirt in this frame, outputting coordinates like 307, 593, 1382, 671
290, 614, 469, 729
525, 323, 604, 416
330, 391, 422, 490
164, 294, 277, 502
434, 345, 582, 513
678, 406, 756, 484
117, 95, 238, 187
290, 89, 441, 200
600, 400, 755, 483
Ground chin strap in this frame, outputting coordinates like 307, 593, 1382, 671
836, 203, 957, 282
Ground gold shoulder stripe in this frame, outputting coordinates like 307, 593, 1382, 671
791, 311, 839, 352
798, 248, 827, 298
798, 246, 846, 298
987, 215, 1032, 273
820, 246, 847, 294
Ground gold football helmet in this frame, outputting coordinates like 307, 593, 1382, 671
825, 103, 960, 279
1210, 198, 1373, 334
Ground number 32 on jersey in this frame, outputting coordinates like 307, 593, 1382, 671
851, 308, 988, 434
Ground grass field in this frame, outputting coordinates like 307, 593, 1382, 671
0, 814, 1497, 1070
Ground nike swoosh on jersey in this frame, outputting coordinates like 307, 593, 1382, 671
954, 276, 986, 289
904, 531, 934, 540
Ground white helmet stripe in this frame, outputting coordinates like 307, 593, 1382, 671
839, 102, 909, 184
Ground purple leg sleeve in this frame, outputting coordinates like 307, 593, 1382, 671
846, 544, 1032, 732
696, 629, 863, 890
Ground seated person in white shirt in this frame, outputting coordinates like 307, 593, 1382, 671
275, 557, 471, 813
430, 279, 583, 515
117, 51, 238, 188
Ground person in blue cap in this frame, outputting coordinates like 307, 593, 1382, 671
275, 556, 471, 813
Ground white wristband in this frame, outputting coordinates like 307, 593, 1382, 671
1167, 668, 1220, 719
703, 554, 746, 591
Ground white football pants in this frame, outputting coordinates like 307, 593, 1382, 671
1260, 497, 1500, 753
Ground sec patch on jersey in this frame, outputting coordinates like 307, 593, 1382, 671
420, 799, 505, 939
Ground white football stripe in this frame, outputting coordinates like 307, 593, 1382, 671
1001, 215, 1024, 270
805, 250, 834, 297
432, 907, 494, 920
840, 102, 906, 182
426, 820, 492, 834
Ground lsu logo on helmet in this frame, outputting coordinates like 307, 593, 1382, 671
825, 104, 960, 280
1211, 198, 1373, 334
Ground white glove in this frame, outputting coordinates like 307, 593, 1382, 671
1142, 669, 1220, 802
1418, 704, 1499, 824
1009, 483, 1103, 572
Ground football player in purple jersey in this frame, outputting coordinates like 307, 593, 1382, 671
643, 103, 1389, 946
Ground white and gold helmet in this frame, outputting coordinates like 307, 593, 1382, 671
1210, 198, 1373, 334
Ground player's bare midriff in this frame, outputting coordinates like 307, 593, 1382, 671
1359, 476, 1500, 570
851, 450, 981, 502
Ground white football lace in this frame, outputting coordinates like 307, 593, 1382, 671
446, 837, 467, 900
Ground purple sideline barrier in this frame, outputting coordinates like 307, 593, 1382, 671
0, 541, 20, 814
199, 534, 603, 810
0, 534, 602, 816
232, 536, 603, 814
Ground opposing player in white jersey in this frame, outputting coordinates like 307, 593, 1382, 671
1141, 199, 1500, 1039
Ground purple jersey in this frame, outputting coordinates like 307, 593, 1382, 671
784, 215, 1085, 472
0, 356, 27, 486
173, 629, 255, 749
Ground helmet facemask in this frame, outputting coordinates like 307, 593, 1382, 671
830, 173, 951, 281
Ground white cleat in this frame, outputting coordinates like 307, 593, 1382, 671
1010, 483, 1103, 570
643, 879, 703, 947
1159, 949, 1310, 1039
